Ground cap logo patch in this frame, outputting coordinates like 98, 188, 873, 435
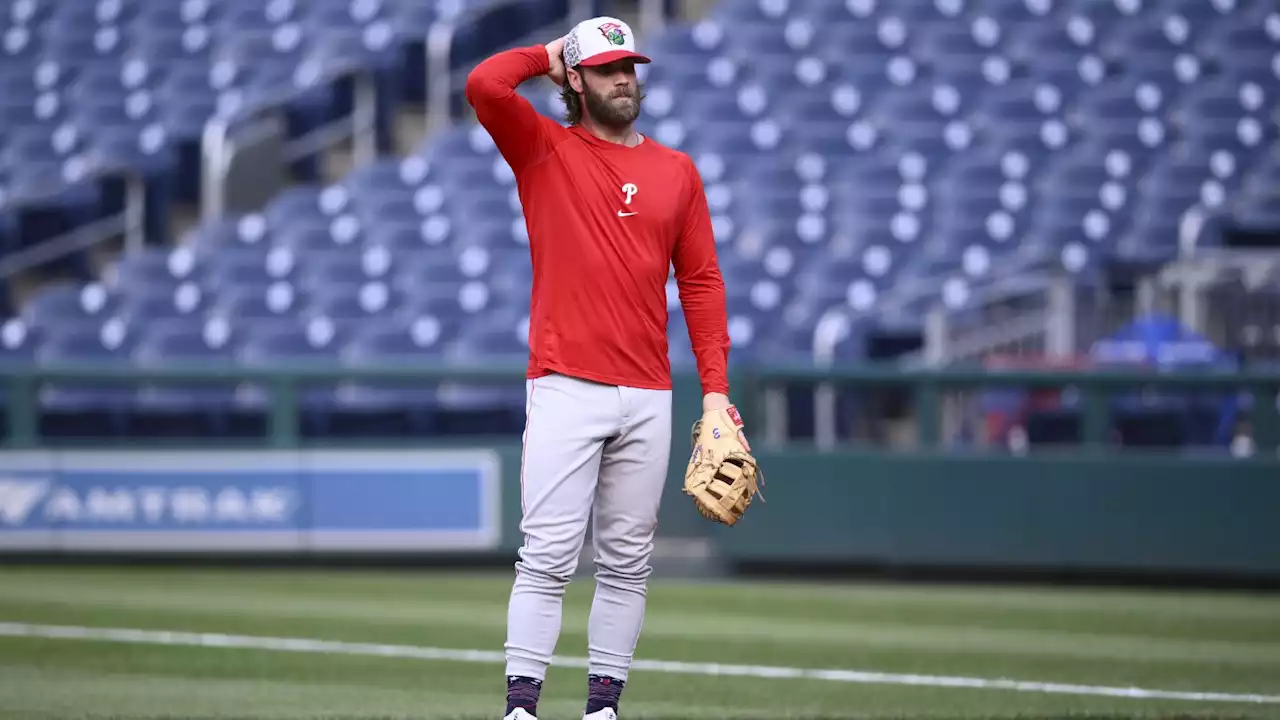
599, 22, 626, 46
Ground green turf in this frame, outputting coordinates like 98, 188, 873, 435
0, 567, 1276, 719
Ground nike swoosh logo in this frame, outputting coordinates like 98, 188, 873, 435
617, 211, 637, 217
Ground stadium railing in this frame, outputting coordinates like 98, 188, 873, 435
199, 57, 383, 220
911, 209, 1238, 368
0, 159, 149, 284
3, 364, 1276, 457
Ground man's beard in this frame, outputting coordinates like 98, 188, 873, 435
584, 83, 643, 128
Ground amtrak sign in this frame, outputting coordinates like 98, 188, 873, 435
0, 449, 502, 553
0, 478, 47, 527
0, 477, 296, 528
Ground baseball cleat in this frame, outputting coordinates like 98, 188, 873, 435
583, 709, 617, 720
504, 709, 536, 720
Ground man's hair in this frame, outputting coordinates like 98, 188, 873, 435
559, 69, 583, 125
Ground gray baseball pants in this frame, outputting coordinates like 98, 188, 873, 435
505, 371, 673, 683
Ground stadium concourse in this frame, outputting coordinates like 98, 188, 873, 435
1, 0, 1278, 442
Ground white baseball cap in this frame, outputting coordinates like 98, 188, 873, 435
562, 16, 651, 69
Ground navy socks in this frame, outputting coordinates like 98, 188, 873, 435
585, 674, 625, 714
506, 673, 624, 715
505, 675, 541, 715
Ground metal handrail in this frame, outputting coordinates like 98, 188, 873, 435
0, 168, 146, 281
199, 59, 381, 223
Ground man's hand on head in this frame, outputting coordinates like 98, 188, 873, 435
545, 36, 567, 86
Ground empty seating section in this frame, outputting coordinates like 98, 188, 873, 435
643, 0, 1276, 292
0, 0, 568, 261
0, 0, 425, 230
1, 0, 1279, 439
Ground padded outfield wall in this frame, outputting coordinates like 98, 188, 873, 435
0, 367, 1277, 581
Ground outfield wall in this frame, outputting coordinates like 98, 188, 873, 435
2, 444, 1278, 580
2, 366, 1278, 580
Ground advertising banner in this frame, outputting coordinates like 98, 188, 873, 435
0, 449, 502, 553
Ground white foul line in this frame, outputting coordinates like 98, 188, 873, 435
1, 622, 1278, 705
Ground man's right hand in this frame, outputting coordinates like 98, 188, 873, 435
545, 36, 567, 86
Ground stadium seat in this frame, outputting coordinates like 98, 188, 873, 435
1, 0, 1277, 444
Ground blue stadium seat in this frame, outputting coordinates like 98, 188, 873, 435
3, 0, 1277, 443
22, 281, 120, 329
34, 316, 138, 436
0, 317, 39, 366
127, 319, 252, 436
117, 280, 210, 324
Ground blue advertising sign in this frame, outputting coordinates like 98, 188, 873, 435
0, 451, 55, 550
0, 449, 501, 552
301, 449, 501, 551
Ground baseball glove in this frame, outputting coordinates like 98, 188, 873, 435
683, 405, 763, 526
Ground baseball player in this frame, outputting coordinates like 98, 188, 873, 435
464, 15, 747, 720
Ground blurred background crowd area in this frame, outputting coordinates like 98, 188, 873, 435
0, 0, 1277, 454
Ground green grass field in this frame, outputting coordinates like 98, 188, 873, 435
0, 566, 1276, 719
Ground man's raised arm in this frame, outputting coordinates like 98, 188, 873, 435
464, 41, 564, 173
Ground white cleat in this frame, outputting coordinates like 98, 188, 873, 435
504, 709, 536, 720
583, 709, 617, 720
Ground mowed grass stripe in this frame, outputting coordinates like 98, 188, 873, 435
5, 603, 1275, 698
11, 567, 1270, 615
2, 568, 1278, 719
720, 580, 1280, 619
4, 569, 1278, 622
6, 636, 1280, 719
2, 591, 1276, 669
0, 665, 567, 720
2, 622, 1279, 708
5, 568, 1274, 640
1, 583, 1277, 667
0, 663, 797, 720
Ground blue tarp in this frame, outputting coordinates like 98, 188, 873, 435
1090, 313, 1234, 369
1089, 313, 1240, 446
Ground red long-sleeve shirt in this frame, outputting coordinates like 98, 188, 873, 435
464, 45, 731, 396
